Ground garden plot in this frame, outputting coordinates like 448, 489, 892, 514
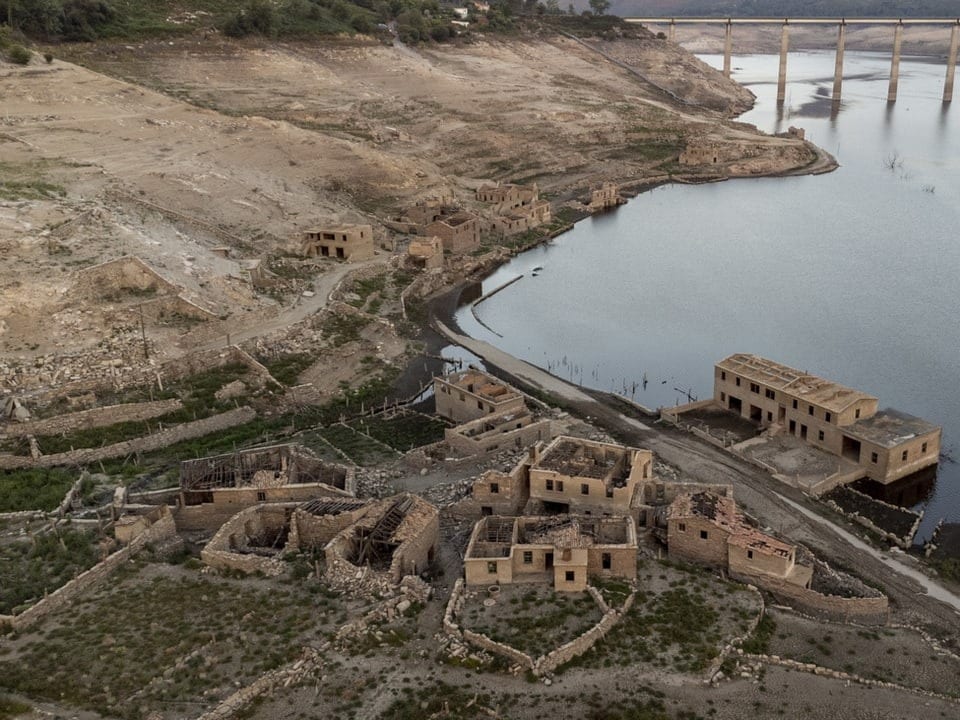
317, 424, 400, 466
763, 607, 960, 696
461, 585, 604, 658
567, 560, 762, 674
348, 411, 450, 452
0, 560, 349, 720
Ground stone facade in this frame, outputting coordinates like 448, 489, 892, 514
666, 491, 812, 587
424, 211, 481, 254
464, 515, 637, 591
714, 353, 941, 483
588, 182, 623, 211
407, 236, 444, 270
444, 409, 552, 456
176, 444, 354, 531
477, 182, 551, 238
527, 436, 653, 517
301, 224, 374, 262
434, 369, 526, 424
324, 494, 439, 587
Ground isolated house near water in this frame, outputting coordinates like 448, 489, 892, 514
714, 354, 940, 484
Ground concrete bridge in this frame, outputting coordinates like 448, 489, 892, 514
624, 17, 960, 103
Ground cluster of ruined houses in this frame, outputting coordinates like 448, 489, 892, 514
105, 360, 912, 615
298, 180, 623, 268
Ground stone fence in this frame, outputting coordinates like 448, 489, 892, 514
0, 399, 182, 439
0, 407, 257, 469
444, 579, 638, 676
730, 569, 889, 625
0, 507, 177, 633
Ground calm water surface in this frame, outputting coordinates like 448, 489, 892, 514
455, 51, 960, 540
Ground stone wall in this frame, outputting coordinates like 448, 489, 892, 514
1, 399, 182, 439
201, 504, 291, 577
534, 591, 633, 675
730, 569, 889, 625
667, 515, 729, 567
0, 407, 256, 469
0, 506, 177, 632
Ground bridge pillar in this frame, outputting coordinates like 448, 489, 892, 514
832, 21, 846, 102
668, 20, 676, 43
723, 20, 733, 78
887, 21, 904, 103
777, 22, 789, 104
944, 23, 959, 102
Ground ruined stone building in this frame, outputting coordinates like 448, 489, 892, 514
301, 224, 375, 261
666, 491, 812, 588
175, 444, 354, 532
464, 515, 637, 592
588, 182, 623, 211
424, 212, 481, 254
407, 236, 444, 270
476, 181, 552, 237
402, 195, 456, 226
526, 436, 653, 517
199, 494, 439, 588
679, 138, 722, 166
435, 369, 526, 424
325, 494, 439, 585
433, 369, 553, 459
714, 354, 941, 483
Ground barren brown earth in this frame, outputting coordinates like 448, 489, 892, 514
0, 29, 829, 375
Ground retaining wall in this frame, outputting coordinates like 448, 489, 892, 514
1, 399, 182, 439
0, 407, 257, 469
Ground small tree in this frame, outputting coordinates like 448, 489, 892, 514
588, 0, 610, 15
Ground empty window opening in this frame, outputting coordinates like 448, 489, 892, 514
523, 551, 533, 564
602, 552, 612, 570
489, 482, 499, 494
700, 530, 709, 540
565, 571, 575, 582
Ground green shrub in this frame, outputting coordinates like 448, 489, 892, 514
7, 45, 32, 65
44, 52, 54, 63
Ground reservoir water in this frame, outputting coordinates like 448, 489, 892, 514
454, 51, 960, 541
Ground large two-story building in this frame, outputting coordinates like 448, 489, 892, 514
714, 354, 940, 484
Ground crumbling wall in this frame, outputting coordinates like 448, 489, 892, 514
201, 504, 291, 576
0, 399, 182, 439
0, 407, 257, 469
667, 516, 730, 567
288, 506, 370, 550
388, 509, 439, 582
444, 417, 552, 456
730, 569, 888, 625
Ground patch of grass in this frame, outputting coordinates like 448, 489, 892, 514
322, 312, 371, 346
348, 412, 448, 451
318, 424, 397, 466
0, 527, 101, 615
0, 563, 344, 718
740, 612, 776, 655
0, 694, 31, 719
0, 468, 78, 512
259, 352, 314, 386
379, 681, 495, 720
